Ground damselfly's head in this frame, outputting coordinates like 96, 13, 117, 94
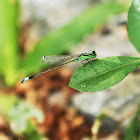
41, 56, 46, 63
92, 51, 97, 57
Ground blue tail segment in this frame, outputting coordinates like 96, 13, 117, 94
21, 77, 29, 84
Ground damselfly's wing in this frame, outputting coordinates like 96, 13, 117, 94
41, 55, 79, 64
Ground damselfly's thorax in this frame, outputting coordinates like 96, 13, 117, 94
78, 51, 96, 60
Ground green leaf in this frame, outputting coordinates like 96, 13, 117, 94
127, 0, 140, 53
0, 0, 19, 86
22, 1, 128, 75
124, 104, 140, 140
69, 56, 140, 92
0, 93, 44, 140
9, 101, 44, 134
0, 93, 18, 115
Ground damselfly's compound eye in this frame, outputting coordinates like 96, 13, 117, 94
41, 56, 46, 63
92, 51, 97, 57
92, 51, 95, 55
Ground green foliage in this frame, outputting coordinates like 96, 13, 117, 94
124, 104, 140, 140
9, 101, 44, 134
0, 94, 44, 140
22, 121, 44, 140
128, 0, 140, 53
0, 0, 139, 139
0, 94, 18, 115
69, 56, 140, 92
70, 0, 140, 92
0, 0, 128, 86
22, 1, 128, 75
0, 0, 19, 86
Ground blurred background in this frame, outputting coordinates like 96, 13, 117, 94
0, 0, 140, 140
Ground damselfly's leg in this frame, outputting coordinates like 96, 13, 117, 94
81, 58, 97, 73
88, 58, 97, 73
81, 60, 88, 71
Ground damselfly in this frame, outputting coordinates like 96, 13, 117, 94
21, 51, 97, 83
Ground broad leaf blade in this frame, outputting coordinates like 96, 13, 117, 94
69, 56, 140, 92
127, 0, 140, 53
